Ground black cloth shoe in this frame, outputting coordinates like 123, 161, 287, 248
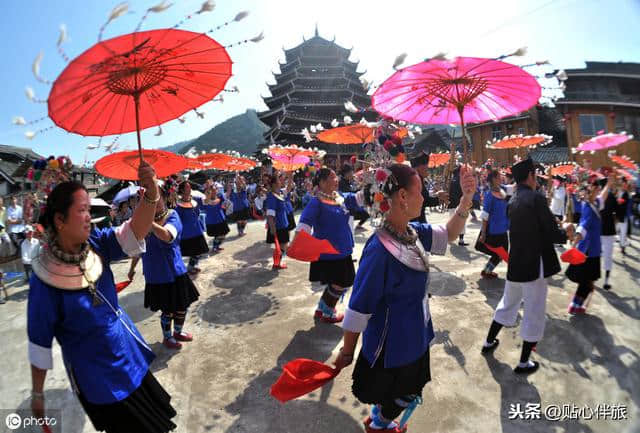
481, 339, 499, 354
603, 284, 612, 291
514, 361, 540, 374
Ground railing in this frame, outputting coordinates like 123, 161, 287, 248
285, 111, 337, 122
562, 91, 640, 105
290, 98, 343, 105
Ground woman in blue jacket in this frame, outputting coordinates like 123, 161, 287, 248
230, 175, 250, 236
478, 170, 509, 279
175, 181, 208, 275
333, 163, 475, 432
265, 173, 291, 270
566, 176, 612, 314
203, 184, 230, 253
294, 168, 355, 323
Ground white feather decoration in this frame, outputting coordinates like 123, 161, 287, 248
359, 117, 367, 125
398, 120, 406, 126
57, 25, 68, 46
25, 87, 35, 101
556, 69, 568, 81
408, 130, 415, 139
343, 115, 353, 125
392, 53, 407, 70
234, 11, 249, 21
250, 31, 264, 43
430, 52, 447, 61
149, 0, 172, 12
25, 131, 36, 140
32, 52, 43, 81
154, 126, 163, 136
197, 0, 215, 13
108, 2, 129, 22
414, 126, 422, 134
12, 116, 26, 125
315, 123, 324, 131
310, 125, 317, 133
511, 46, 527, 57
331, 119, 339, 128
344, 101, 358, 113
232, 85, 239, 92
178, 117, 186, 123
196, 111, 205, 119
86, 143, 98, 150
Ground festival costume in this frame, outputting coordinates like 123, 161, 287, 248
297, 194, 355, 322
265, 191, 291, 245
483, 160, 568, 374
477, 189, 509, 278
600, 192, 618, 289
285, 191, 297, 231
344, 222, 449, 430
202, 194, 230, 252
616, 190, 631, 251
230, 190, 250, 235
27, 222, 177, 432
566, 200, 602, 312
142, 210, 199, 346
175, 197, 208, 272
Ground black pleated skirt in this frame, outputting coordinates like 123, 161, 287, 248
266, 228, 290, 244
352, 347, 431, 405
179, 235, 208, 257
78, 371, 177, 433
287, 212, 297, 231
309, 255, 356, 288
475, 232, 509, 260
206, 222, 230, 237
232, 208, 251, 222
144, 273, 200, 313
566, 256, 601, 284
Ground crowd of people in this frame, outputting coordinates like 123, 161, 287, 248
5, 149, 637, 433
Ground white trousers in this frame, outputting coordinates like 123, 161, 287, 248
448, 209, 465, 235
617, 221, 629, 247
493, 261, 548, 342
601, 235, 615, 271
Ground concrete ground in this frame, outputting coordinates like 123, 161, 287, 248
0, 211, 638, 433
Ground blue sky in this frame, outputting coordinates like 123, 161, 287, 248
2, 0, 639, 165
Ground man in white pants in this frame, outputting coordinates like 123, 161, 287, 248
481, 158, 573, 374
617, 178, 632, 255
600, 178, 618, 290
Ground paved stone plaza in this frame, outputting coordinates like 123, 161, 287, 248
0, 211, 638, 433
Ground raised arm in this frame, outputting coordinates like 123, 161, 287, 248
129, 161, 159, 241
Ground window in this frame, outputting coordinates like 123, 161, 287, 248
518, 127, 526, 135
579, 114, 607, 136
491, 125, 502, 140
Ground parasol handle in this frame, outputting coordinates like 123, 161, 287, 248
133, 93, 144, 162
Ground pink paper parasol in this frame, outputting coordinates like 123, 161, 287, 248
574, 132, 633, 154
372, 56, 541, 163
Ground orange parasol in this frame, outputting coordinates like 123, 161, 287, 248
196, 152, 233, 168
95, 149, 188, 180
316, 124, 374, 144
273, 159, 306, 172
608, 153, 638, 171
550, 163, 578, 177
223, 156, 258, 172
486, 134, 552, 150
427, 152, 451, 168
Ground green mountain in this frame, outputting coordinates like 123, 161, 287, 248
163, 109, 268, 155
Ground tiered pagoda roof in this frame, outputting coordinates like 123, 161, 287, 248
258, 27, 377, 154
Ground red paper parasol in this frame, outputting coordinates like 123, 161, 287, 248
223, 156, 258, 172
551, 163, 578, 176
372, 56, 541, 163
427, 152, 451, 168
195, 152, 233, 168
316, 124, 375, 144
486, 134, 552, 150
48, 28, 232, 157
561, 248, 587, 265
608, 153, 638, 171
270, 358, 339, 403
287, 231, 340, 262
185, 158, 205, 170
96, 149, 188, 180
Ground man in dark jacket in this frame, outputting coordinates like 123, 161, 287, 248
481, 158, 574, 375
409, 151, 448, 224
448, 165, 468, 245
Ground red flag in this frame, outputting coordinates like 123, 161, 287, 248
273, 237, 282, 267
270, 358, 339, 403
287, 231, 340, 262
483, 243, 509, 262
115, 280, 132, 293
561, 248, 587, 265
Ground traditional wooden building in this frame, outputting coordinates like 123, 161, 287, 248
555, 61, 640, 168
258, 28, 377, 168
0, 144, 43, 196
